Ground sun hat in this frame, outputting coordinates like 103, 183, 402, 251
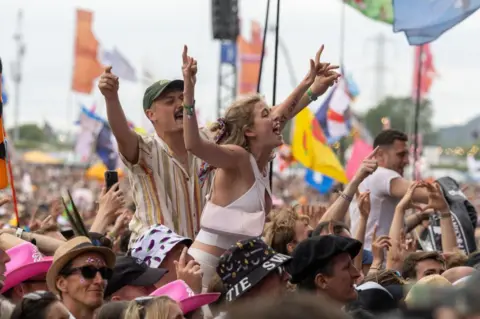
46, 236, 116, 294
404, 274, 452, 308
149, 280, 220, 314
130, 225, 192, 268
1, 242, 53, 293
216, 237, 292, 302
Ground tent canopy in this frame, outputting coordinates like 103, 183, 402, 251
85, 162, 124, 181
23, 151, 62, 165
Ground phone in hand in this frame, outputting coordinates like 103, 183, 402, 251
104, 170, 119, 192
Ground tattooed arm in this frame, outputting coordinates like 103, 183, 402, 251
272, 45, 340, 130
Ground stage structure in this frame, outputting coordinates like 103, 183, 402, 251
211, 0, 239, 118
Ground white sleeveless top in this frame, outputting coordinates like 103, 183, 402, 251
195, 155, 271, 249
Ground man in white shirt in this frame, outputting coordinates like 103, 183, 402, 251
349, 129, 440, 249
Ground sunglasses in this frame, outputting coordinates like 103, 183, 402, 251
63, 266, 113, 280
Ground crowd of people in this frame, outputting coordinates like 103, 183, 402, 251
0, 44, 479, 319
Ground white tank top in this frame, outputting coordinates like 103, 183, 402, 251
195, 155, 271, 249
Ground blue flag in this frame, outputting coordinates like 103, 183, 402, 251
393, 0, 480, 45
305, 169, 334, 194
220, 41, 237, 65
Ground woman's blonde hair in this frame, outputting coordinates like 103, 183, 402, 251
198, 94, 264, 183
263, 207, 298, 255
210, 93, 264, 150
124, 296, 177, 319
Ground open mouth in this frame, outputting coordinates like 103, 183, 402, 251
174, 109, 184, 121
273, 122, 281, 136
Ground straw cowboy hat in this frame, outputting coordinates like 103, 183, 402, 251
46, 236, 116, 294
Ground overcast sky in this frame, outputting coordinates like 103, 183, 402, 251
1, 0, 479, 132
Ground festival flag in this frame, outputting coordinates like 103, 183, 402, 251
315, 77, 354, 145
305, 169, 334, 194
345, 138, 373, 181
393, 0, 480, 45
291, 108, 347, 184
344, 0, 393, 24
237, 21, 263, 95
412, 44, 436, 100
71, 9, 104, 94
101, 48, 137, 82
75, 106, 119, 170
220, 42, 237, 66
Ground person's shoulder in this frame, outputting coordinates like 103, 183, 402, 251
373, 166, 401, 178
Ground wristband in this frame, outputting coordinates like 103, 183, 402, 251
339, 192, 353, 203
307, 88, 318, 102
15, 228, 24, 239
183, 100, 196, 118
440, 212, 451, 219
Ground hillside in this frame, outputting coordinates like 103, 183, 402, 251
436, 115, 480, 147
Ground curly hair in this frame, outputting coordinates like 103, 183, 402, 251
263, 207, 298, 255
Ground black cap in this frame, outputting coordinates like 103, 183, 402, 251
349, 281, 399, 314
289, 235, 362, 284
105, 256, 168, 297
216, 238, 291, 302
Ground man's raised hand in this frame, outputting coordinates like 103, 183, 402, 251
182, 45, 197, 86
98, 66, 119, 100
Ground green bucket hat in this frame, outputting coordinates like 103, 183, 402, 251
143, 79, 184, 111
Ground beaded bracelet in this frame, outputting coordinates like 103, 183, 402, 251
339, 192, 353, 203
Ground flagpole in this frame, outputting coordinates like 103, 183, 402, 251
339, 0, 346, 66
338, 1, 347, 166
256, 0, 270, 92
268, 0, 281, 188
412, 45, 424, 181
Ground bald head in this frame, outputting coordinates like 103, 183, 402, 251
442, 266, 476, 284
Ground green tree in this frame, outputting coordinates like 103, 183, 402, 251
8, 123, 45, 142
363, 97, 437, 144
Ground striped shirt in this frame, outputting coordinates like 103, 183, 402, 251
121, 130, 213, 242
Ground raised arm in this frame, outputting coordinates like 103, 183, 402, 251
98, 66, 139, 164
390, 177, 432, 204
320, 147, 379, 223
272, 45, 340, 130
182, 46, 248, 169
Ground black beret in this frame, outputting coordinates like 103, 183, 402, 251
289, 235, 362, 284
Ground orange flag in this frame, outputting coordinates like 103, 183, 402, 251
72, 9, 104, 94
237, 21, 263, 95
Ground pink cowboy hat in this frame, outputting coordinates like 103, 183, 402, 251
150, 280, 220, 314
1, 242, 53, 293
